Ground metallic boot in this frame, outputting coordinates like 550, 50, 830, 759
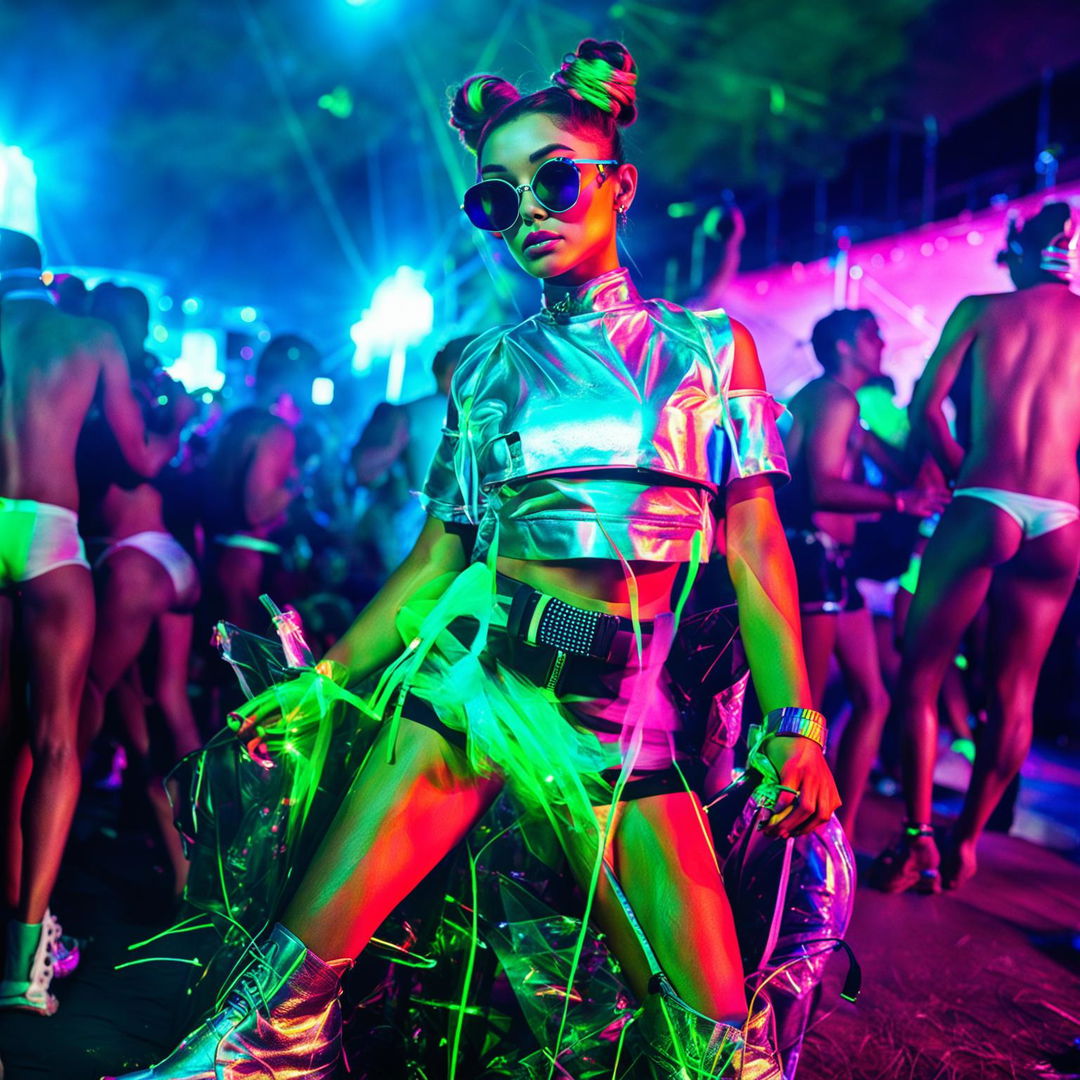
638, 977, 782, 1080
104, 923, 343, 1080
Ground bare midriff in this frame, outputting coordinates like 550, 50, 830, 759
495, 555, 681, 618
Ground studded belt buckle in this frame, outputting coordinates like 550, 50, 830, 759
508, 587, 620, 660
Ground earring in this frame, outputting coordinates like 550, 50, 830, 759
616, 204, 629, 228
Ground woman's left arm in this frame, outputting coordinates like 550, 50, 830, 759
724, 319, 842, 837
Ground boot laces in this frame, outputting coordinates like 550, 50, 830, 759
224, 950, 275, 1017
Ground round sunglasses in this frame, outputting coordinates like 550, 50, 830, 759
461, 157, 618, 232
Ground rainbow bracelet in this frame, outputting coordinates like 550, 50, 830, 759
762, 706, 828, 750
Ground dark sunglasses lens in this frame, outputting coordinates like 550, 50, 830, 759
463, 181, 516, 231
533, 159, 581, 212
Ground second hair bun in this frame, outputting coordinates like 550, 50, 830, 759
552, 39, 638, 127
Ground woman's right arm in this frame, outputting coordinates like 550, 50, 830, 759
324, 517, 468, 679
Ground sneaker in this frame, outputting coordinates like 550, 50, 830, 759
0, 916, 59, 1015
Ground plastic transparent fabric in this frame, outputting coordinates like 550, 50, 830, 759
488, 875, 637, 1078
170, 619, 381, 1011
709, 782, 856, 1079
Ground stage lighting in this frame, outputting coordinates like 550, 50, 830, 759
311, 377, 335, 405
240, 306, 258, 323
369, 266, 434, 346
0, 145, 40, 239
168, 329, 223, 392
350, 266, 434, 396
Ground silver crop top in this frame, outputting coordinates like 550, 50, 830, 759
420, 268, 788, 563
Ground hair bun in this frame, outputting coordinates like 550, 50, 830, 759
449, 74, 521, 153
552, 38, 637, 127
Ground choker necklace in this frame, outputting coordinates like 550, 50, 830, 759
545, 292, 589, 317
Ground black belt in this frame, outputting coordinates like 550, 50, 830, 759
502, 577, 649, 668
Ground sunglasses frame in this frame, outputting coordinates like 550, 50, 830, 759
461, 157, 619, 232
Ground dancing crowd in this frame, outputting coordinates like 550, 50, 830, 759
0, 34, 1077, 1080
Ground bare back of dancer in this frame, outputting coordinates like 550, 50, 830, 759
917, 283, 1080, 503
1, 302, 163, 508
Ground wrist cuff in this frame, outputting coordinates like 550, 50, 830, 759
762, 706, 828, 749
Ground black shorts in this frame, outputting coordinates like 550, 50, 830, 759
785, 529, 864, 615
402, 573, 695, 803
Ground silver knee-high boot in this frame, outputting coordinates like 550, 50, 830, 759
104, 923, 343, 1080
639, 976, 783, 1080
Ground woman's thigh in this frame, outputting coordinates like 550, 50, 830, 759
562, 788, 745, 1015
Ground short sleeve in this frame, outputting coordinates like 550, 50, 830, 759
723, 389, 790, 486
418, 392, 474, 524
417, 327, 504, 525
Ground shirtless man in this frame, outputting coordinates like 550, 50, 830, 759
876, 203, 1080, 892
0, 229, 173, 1014
777, 308, 947, 836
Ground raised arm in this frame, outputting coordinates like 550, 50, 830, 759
724, 319, 841, 835
910, 296, 981, 480
806, 383, 944, 517
350, 403, 410, 487
97, 331, 176, 478
243, 423, 297, 531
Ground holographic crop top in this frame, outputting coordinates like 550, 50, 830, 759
420, 268, 788, 563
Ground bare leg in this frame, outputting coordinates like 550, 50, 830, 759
947, 521, 1080, 885
831, 606, 891, 837
18, 566, 94, 923
281, 720, 502, 961
896, 499, 1020, 833
214, 547, 265, 631
0, 593, 30, 911
799, 613, 837, 711
563, 789, 747, 1022
78, 548, 175, 760
115, 666, 189, 894
940, 665, 974, 744
872, 611, 900, 695
154, 612, 201, 759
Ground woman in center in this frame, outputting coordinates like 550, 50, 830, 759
111, 38, 839, 1080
